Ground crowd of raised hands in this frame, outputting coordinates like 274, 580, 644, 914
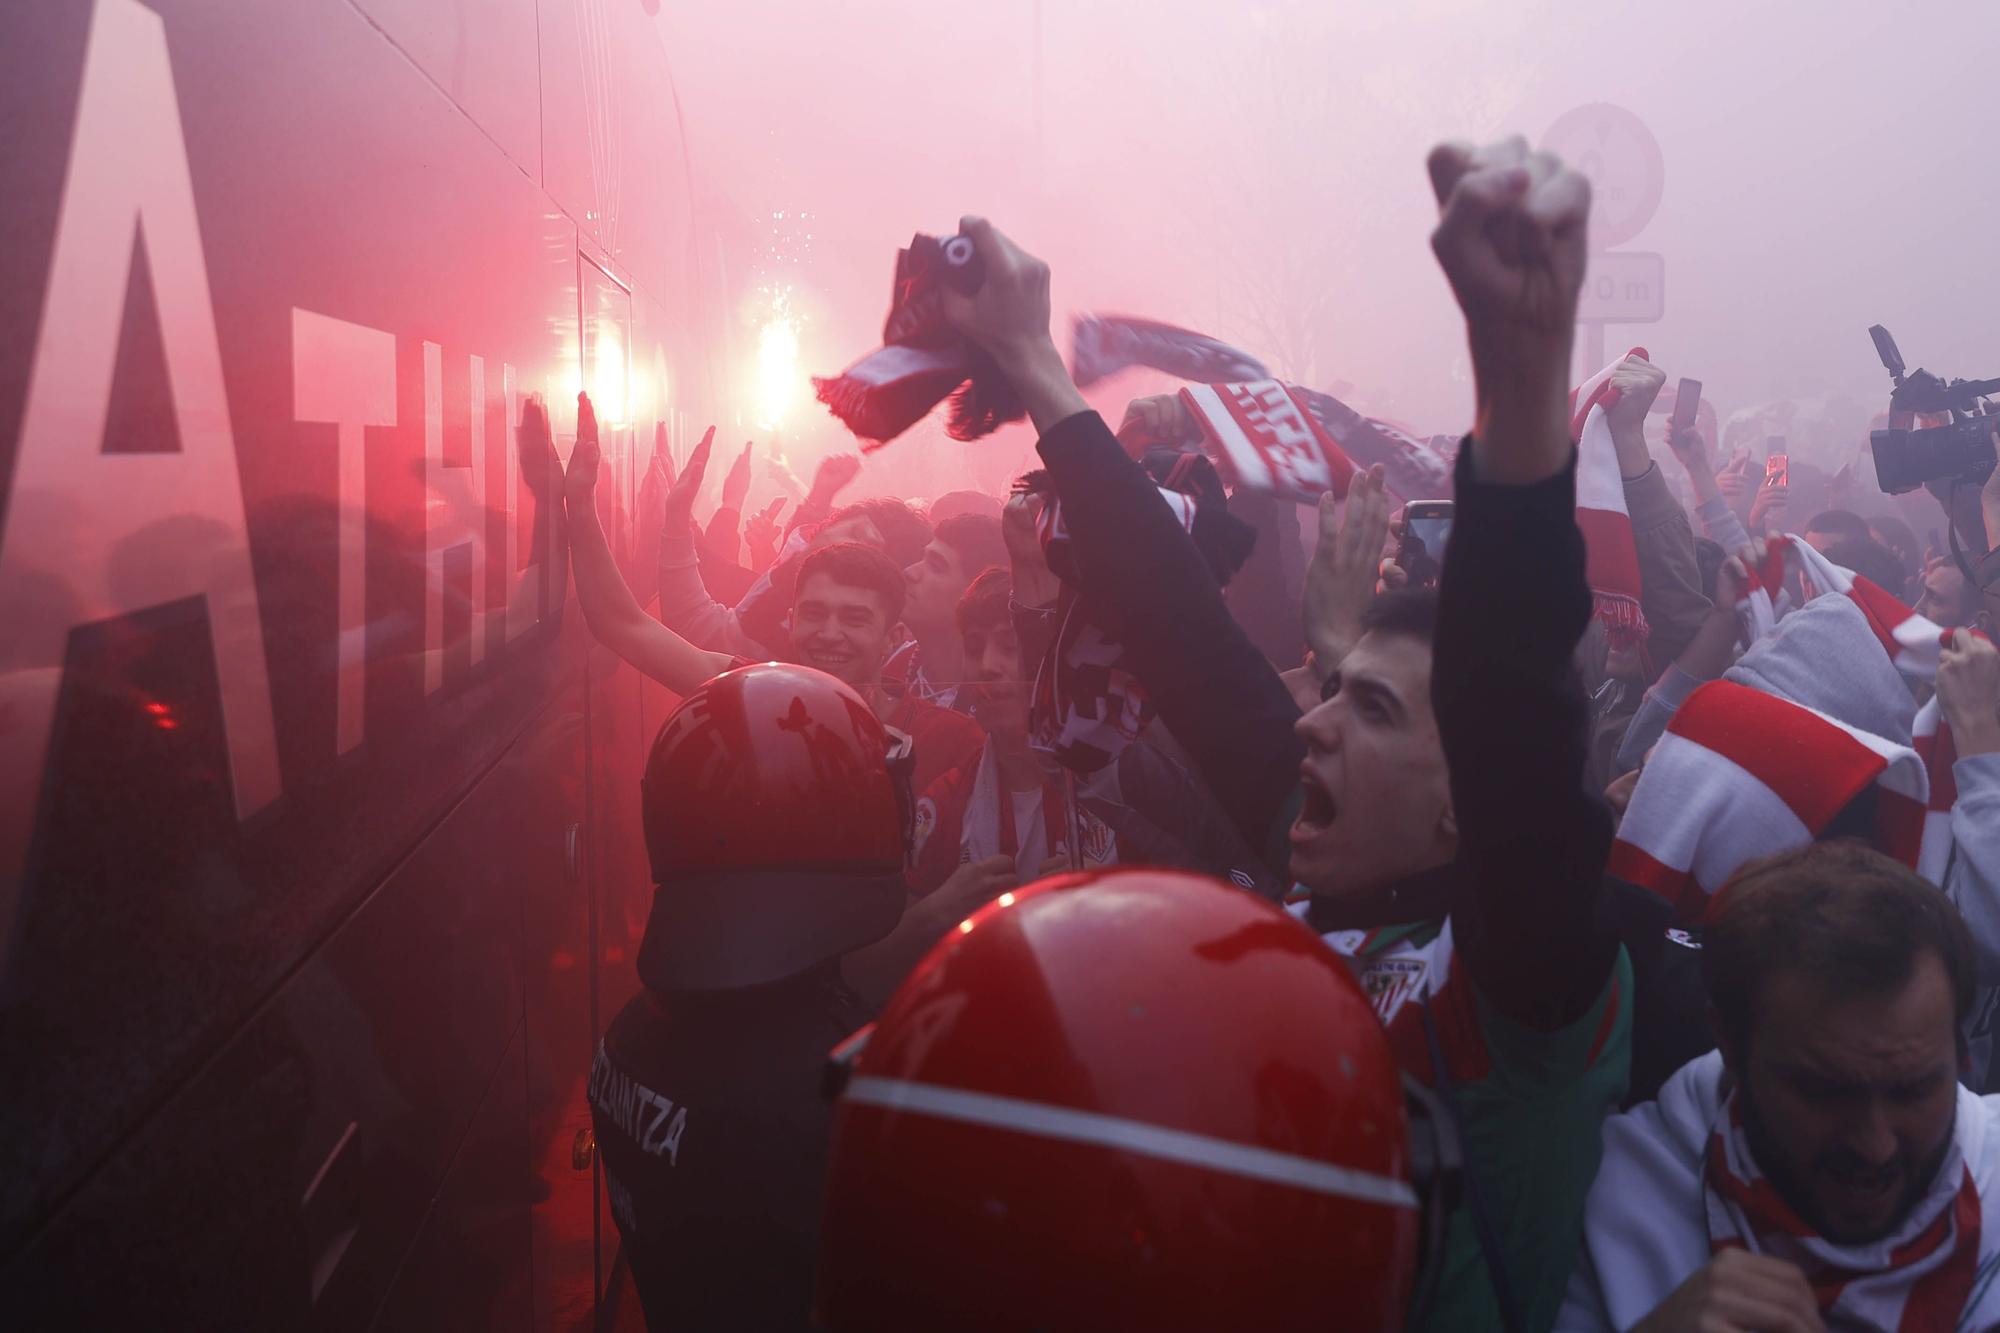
561, 133, 2000, 1333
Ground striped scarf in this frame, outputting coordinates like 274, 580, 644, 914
1570, 350, 1652, 652
1578, 1052, 2000, 1330
1704, 1084, 1986, 1330
1608, 534, 1965, 918
1743, 534, 1962, 885
811, 234, 1022, 447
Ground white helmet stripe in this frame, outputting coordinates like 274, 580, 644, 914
843, 1076, 1418, 1210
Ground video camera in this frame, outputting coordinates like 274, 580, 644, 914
1866, 324, 2000, 494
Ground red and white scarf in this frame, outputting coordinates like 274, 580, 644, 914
812, 234, 1023, 447
1177, 378, 1462, 502
1069, 313, 1270, 389
1610, 535, 1966, 917
1707, 1089, 1985, 1330
1178, 379, 1358, 503
1736, 533, 1962, 884
1576, 1050, 2000, 1332
1571, 350, 1652, 651
1607, 678, 1931, 919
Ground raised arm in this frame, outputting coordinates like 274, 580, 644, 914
653, 429, 771, 658
564, 393, 732, 694
1425, 137, 1617, 1030
940, 218, 1305, 867
1937, 631, 2000, 983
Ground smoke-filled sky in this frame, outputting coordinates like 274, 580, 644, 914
655, 0, 2000, 487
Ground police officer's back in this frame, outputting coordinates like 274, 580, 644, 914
588, 664, 912, 1331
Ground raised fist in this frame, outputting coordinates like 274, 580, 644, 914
1607, 356, 1667, 431
1426, 136, 1590, 348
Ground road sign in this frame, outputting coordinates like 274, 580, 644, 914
1542, 103, 1664, 250
1545, 104, 1666, 374
1577, 251, 1665, 324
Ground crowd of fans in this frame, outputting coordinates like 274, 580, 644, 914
567, 136, 2000, 1330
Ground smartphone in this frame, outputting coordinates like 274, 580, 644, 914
1399, 500, 1454, 589
1764, 437, 1788, 489
1670, 378, 1702, 435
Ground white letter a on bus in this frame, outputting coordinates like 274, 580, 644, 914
0, 0, 281, 965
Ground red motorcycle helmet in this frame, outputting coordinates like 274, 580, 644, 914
815, 868, 1421, 1330
637, 662, 913, 992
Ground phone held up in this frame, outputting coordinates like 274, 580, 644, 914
1670, 378, 1702, 436
1764, 436, 1789, 490
1399, 500, 1454, 590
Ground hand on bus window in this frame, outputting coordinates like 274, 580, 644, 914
561, 391, 601, 515
519, 396, 558, 499
662, 426, 717, 537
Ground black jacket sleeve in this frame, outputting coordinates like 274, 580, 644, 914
1037, 411, 1304, 869
1434, 443, 1618, 1031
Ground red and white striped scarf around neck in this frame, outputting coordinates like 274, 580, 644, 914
1705, 1084, 1986, 1330
1571, 349, 1652, 652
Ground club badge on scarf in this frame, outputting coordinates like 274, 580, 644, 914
1070, 314, 1270, 389
1571, 350, 1652, 652
812, 234, 1024, 448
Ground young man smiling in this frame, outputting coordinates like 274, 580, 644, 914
563, 396, 981, 795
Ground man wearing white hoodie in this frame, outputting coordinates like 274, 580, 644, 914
1562, 841, 2000, 1332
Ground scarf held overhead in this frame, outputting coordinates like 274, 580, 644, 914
1177, 379, 1454, 502
812, 233, 1024, 448
1570, 350, 1652, 652
1178, 380, 1359, 503
1069, 313, 1270, 390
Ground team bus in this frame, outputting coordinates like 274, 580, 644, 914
0, 0, 730, 1324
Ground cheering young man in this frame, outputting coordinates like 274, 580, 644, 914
938, 138, 1628, 1332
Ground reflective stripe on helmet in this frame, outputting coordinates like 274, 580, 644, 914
843, 1075, 1418, 1210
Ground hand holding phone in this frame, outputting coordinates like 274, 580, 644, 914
1397, 500, 1454, 590
1670, 378, 1702, 435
